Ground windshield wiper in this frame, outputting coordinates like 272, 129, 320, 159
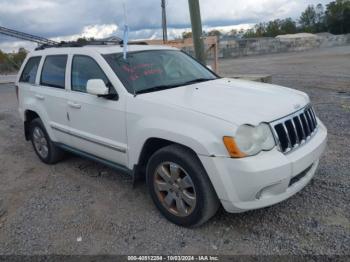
135, 84, 180, 95
180, 78, 215, 86
134, 78, 216, 95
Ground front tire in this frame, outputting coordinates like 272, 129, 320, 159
146, 144, 220, 227
29, 118, 64, 164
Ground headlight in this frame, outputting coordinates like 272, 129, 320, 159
223, 123, 276, 158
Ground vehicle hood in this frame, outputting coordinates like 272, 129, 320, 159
140, 78, 310, 126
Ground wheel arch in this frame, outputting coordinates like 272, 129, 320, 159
144, 142, 221, 226
24, 110, 41, 140
133, 137, 202, 181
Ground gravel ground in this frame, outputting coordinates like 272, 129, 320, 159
0, 46, 349, 255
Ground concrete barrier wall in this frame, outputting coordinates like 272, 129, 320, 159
318, 34, 350, 47
217, 34, 350, 59
182, 34, 350, 59
0, 75, 17, 84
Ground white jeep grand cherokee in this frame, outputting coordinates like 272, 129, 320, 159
16, 43, 327, 227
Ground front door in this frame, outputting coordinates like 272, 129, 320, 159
67, 55, 128, 166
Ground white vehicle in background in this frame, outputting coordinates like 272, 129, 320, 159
16, 41, 327, 227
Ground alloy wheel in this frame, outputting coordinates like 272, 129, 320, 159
153, 162, 197, 217
33, 127, 49, 159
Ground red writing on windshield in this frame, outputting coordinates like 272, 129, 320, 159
144, 69, 162, 76
123, 64, 163, 81
122, 64, 153, 73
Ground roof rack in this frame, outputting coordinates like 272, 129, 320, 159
35, 39, 122, 50
35, 38, 148, 50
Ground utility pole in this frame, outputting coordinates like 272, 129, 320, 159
161, 0, 168, 43
188, 0, 205, 63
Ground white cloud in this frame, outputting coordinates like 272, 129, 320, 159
52, 24, 119, 42
0, 0, 57, 13
81, 24, 118, 39
203, 24, 254, 34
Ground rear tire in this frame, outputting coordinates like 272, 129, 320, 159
29, 118, 64, 164
146, 144, 220, 227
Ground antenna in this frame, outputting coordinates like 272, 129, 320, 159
123, 2, 129, 60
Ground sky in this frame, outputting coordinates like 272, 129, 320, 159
0, 0, 332, 52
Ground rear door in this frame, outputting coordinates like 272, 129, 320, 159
18, 56, 42, 111
37, 55, 71, 144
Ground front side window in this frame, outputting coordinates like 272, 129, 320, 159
19, 56, 41, 84
40, 55, 67, 89
103, 50, 217, 94
71, 55, 109, 93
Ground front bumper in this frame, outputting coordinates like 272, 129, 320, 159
199, 120, 328, 213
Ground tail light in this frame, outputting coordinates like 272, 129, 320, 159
15, 85, 19, 101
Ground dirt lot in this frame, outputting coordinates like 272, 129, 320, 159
0, 46, 349, 255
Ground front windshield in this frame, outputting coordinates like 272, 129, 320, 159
103, 50, 217, 94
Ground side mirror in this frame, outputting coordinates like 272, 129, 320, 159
206, 65, 213, 70
87, 79, 109, 96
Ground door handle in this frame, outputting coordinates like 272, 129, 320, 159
35, 94, 45, 100
68, 101, 81, 109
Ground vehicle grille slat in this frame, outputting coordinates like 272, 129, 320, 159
274, 124, 289, 152
285, 120, 298, 147
271, 106, 318, 154
300, 114, 311, 137
309, 108, 318, 127
305, 109, 315, 131
311, 109, 317, 129
282, 123, 292, 150
294, 116, 305, 141
307, 109, 315, 129
290, 119, 300, 145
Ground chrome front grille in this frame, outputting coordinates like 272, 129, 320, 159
271, 106, 318, 154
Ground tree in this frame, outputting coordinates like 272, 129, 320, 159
207, 29, 221, 37
280, 18, 298, 34
243, 28, 257, 38
315, 4, 326, 32
0, 50, 12, 73
241, 0, 349, 38
76, 37, 95, 44
243, 23, 267, 38
325, 0, 350, 34
0, 48, 28, 73
182, 31, 193, 39
228, 29, 238, 36
243, 18, 297, 38
255, 23, 267, 37
0, 50, 6, 63
265, 20, 281, 37
299, 5, 317, 32
12, 47, 27, 69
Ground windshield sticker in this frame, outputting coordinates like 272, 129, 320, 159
122, 64, 163, 81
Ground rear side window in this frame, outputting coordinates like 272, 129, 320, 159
19, 57, 41, 84
71, 55, 109, 93
40, 55, 67, 89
